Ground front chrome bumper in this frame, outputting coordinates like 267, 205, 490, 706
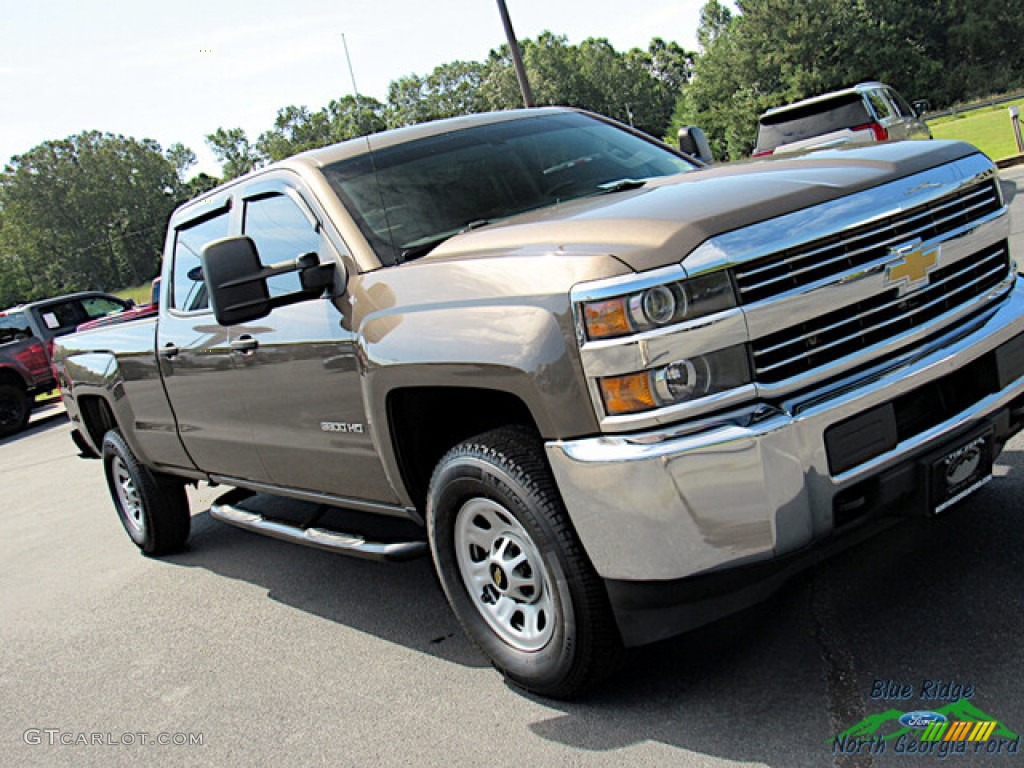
546, 278, 1024, 584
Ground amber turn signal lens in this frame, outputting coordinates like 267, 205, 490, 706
583, 298, 632, 339
599, 372, 657, 415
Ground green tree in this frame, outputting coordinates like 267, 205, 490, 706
165, 143, 197, 183
206, 127, 261, 179
387, 62, 490, 127
256, 96, 387, 161
477, 32, 693, 137
0, 132, 180, 302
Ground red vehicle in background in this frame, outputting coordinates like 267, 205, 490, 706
0, 290, 136, 436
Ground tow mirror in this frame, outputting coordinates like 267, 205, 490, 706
678, 126, 714, 165
200, 235, 337, 326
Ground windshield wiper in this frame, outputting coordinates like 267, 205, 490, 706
597, 178, 647, 194
399, 219, 493, 262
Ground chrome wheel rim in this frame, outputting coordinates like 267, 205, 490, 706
112, 456, 145, 535
454, 498, 556, 652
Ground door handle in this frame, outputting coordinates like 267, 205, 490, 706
159, 343, 179, 359
230, 335, 259, 353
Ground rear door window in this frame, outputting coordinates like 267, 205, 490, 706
81, 296, 128, 320
866, 90, 894, 120
0, 311, 32, 344
887, 88, 916, 118
37, 301, 86, 334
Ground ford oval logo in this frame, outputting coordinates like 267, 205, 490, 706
899, 711, 948, 729
945, 438, 985, 486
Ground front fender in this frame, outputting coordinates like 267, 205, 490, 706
361, 301, 597, 440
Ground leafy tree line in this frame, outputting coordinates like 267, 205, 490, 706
672, 0, 1024, 160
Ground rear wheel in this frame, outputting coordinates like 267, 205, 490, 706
427, 426, 621, 698
102, 430, 190, 555
0, 384, 31, 438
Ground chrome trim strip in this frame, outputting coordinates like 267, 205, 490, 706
757, 252, 1003, 360
570, 263, 688, 304
756, 271, 1015, 398
580, 308, 747, 377
596, 383, 759, 432
754, 253, 1009, 374
742, 214, 1008, 338
736, 191, 999, 295
734, 183, 996, 283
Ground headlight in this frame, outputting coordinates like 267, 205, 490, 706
582, 271, 736, 341
598, 346, 751, 416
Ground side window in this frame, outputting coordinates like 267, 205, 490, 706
39, 301, 85, 333
243, 193, 321, 297
0, 312, 32, 343
81, 296, 127, 320
866, 90, 893, 120
172, 211, 230, 312
887, 89, 915, 118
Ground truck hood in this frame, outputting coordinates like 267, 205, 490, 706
426, 140, 981, 274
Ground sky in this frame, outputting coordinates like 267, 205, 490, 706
1, 0, 709, 177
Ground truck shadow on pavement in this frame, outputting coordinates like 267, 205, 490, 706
165, 447, 1024, 767
167, 509, 488, 669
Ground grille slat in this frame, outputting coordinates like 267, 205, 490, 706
751, 244, 1010, 382
755, 251, 1007, 360
736, 184, 994, 283
737, 193, 999, 295
735, 180, 1002, 303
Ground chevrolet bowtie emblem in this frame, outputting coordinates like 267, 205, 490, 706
885, 244, 940, 295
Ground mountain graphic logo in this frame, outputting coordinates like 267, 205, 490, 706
833, 699, 1019, 743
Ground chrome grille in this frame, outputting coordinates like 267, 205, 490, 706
734, 180, 1002, 304
751, 242, 1010, 383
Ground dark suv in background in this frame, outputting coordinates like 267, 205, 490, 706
0, 291, 133, 436
754, 82, 931, 156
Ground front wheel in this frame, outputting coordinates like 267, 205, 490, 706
102, 430, 190, 555
427, 426, 621, 698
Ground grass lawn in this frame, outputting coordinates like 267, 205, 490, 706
928, 98, 1024, 160
115, 281, 154, 305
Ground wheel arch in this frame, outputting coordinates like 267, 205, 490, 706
77, 393, 120, 455
386, 386, 537, 512
0, 367, 29, 391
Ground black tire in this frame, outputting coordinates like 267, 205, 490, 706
0, 384, 31, 438
427, 426, 621, 698
102, 430, 190, 555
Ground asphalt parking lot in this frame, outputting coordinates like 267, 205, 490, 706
2, 166, 1024, 768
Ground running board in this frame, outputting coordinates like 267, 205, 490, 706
209, 491, 427, 562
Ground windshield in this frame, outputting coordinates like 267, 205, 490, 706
322, 111, 696, 265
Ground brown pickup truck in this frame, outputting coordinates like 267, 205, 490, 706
54, 107, 1024, 697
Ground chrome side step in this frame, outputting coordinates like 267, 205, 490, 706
209, 491, 427, 562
